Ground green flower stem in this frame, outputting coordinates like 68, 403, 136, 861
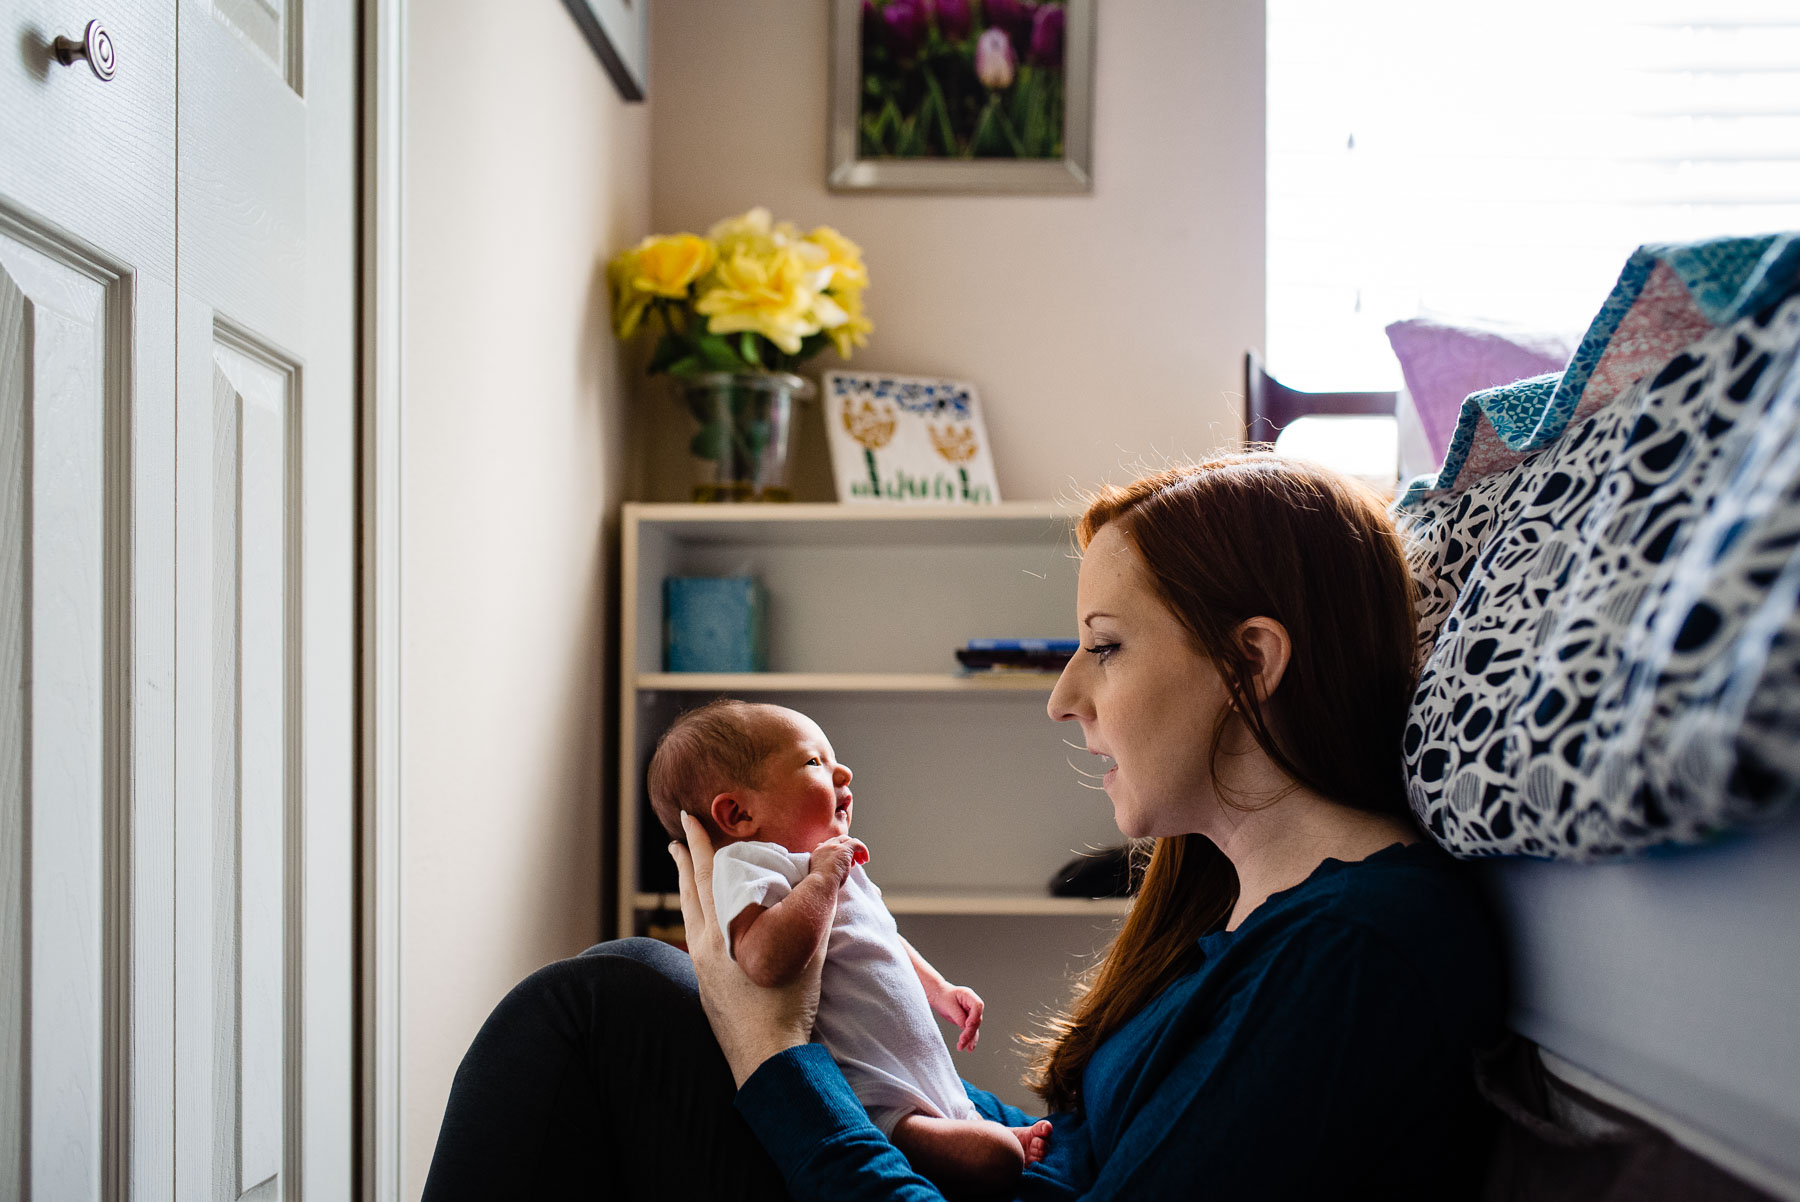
994, 103, 1028, 158
922, 67, 957, 156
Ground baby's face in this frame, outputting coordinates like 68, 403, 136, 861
744, 709, 855, 855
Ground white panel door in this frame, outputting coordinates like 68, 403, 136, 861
172, 0, 356, 1199
0, 3, 178, 1198
1, 0, 355, 1193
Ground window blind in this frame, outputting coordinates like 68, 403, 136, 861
1267, 0, 1800, 389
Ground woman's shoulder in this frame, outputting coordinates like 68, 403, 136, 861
1259, 842, 1495, 950
1304, 837, 1485, 913
1238, 840, 1504, 1031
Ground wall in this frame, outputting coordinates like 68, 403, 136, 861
399, 1, 650, 1193
645, 0, 1266, 503
396, 0, 1260, 1180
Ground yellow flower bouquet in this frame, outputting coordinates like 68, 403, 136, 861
609, 207, 872, 376
609, 208, 873, 501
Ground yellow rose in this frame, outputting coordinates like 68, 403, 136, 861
607, 249, 652, 339
808, 290, 849, 332
827, 284, 873, 358
694, 243, 823, 354
629, 233, 715, 298
807, 226, 869, 290
707, 207, 777, 262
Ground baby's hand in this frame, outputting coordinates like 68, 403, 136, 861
933, 984, 984, 1051
809, 834, 869, 885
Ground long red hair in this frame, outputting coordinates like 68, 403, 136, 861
1024, 455, 1420, 1112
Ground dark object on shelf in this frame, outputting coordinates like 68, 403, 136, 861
639, 816, 679, 894
1049, 845, 1137, 899
956, 637, 1080, 673
956, 648, 1076, 672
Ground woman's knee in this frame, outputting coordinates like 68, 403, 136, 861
577, 935, 698, 992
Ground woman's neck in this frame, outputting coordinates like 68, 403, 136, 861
1210, 790, 1416, 931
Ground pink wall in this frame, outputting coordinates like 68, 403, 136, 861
643, 0, 1266, 502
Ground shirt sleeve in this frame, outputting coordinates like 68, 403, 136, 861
711, 842, 808, 961
737, 1045, 950, 1202
735, 920, 1455, 1202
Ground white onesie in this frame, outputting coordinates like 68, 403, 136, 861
711, 840, 982, 1136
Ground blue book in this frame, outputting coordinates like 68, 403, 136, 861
665, 577, 768, 672
964, 638, 1080, 653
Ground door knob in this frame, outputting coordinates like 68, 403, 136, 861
52, 19, 116, 81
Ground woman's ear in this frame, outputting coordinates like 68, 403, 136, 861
1236, 616, 1293, 702
709, 792, 757, 838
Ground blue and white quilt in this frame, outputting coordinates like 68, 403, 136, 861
1399, 234, 1800, 859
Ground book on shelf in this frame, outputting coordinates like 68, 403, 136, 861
955, 638, 1079, 673
664, 576, 768, 672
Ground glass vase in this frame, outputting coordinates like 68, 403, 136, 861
676, 371, 813, 503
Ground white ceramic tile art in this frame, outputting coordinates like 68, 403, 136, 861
823, 370, 1001, 505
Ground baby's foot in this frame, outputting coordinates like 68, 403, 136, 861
1011, 1119, 1052, 1166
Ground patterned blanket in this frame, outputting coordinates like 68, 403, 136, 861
1398, 234, 1800, 859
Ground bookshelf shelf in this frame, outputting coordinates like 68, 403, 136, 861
632, 890, 1132, 917
638, 671, 1060, 693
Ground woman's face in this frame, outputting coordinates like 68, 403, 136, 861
1047, 523, 1234, 839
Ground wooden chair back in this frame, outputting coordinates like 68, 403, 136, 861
1243, 350, 1399, 445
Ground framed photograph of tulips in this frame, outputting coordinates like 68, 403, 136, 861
829, 0, 1094, 193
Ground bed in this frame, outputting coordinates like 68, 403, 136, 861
1391, 233, 1800, 1200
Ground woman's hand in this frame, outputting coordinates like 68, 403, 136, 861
671, 812, 826, 1087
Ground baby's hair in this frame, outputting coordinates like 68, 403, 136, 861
647, 698, 783, 844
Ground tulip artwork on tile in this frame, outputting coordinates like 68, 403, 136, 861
823, 371, 1001, 505
857, 0, 1067, 160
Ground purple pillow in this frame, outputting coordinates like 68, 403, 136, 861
1386, 318, 1574, 463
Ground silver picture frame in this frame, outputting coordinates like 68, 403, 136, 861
562, 0, 649, 102
828, 0, 1094, 194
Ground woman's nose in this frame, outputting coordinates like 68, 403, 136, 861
1047, 658, 1085, 723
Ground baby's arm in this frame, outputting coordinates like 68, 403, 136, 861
901, 938, 984, 1052
730, 835, 868, 989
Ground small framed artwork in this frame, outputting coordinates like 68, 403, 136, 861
828, 0, 1094, 194
824, 371, 1001, 505
562, 0, 649, 102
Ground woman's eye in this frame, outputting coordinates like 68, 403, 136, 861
1084, 642, 1119, 662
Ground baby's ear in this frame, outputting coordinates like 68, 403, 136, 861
709, 792, 756, 838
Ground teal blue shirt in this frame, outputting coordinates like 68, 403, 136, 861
736, 841, 1503, 1201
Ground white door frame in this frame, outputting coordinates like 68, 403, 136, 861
358, 0, 405, 1198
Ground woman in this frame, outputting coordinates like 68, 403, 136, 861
423, 456, 1503, 1201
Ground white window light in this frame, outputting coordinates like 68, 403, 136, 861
1267, 0, 1800, 393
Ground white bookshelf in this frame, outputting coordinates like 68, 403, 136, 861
618, 502, 1133, 1108
617, 500, 1133, 916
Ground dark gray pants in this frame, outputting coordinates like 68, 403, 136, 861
421, 937, 790, 1201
